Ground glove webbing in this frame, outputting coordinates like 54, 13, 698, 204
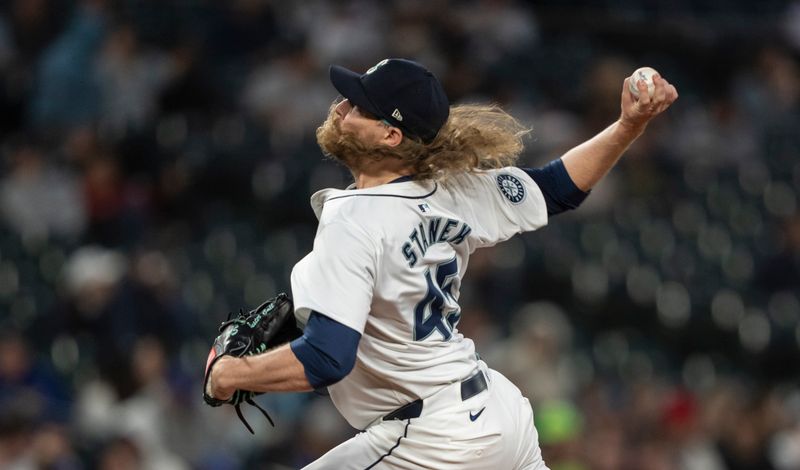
219, 310, 276, 434
235, 396, 275, 434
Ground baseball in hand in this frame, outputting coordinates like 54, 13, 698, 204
628, 67, 659, 99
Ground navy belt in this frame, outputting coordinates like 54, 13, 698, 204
383, 371, 488, 421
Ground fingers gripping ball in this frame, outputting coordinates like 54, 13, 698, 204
202, 293, 302, 433
628, 66, 659, 99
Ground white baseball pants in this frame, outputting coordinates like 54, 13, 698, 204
302, 367, 549, 470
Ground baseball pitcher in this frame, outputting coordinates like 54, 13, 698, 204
204, 58, 678, 469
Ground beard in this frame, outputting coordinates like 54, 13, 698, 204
315, 104, 387, 171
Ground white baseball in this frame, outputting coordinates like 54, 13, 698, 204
628, 66, 659, 98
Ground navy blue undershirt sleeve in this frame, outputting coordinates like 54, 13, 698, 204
289, 311, 361, 389
522, 159, 589, 216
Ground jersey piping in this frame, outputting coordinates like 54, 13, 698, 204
326, 183, 438, 202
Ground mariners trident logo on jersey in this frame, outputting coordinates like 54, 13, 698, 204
496, 174, 526, 204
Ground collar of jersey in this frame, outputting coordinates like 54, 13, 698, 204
309, 179, 436, 220
387, 175, 415, 184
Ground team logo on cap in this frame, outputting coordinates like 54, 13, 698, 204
366, 59, 389, 74
496, 174, 525, 204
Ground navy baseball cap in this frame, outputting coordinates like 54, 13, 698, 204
329, 58, 450, 143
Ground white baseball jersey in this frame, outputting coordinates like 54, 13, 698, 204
290, 167, 547, 430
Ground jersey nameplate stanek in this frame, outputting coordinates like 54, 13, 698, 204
401, 217, 472, 267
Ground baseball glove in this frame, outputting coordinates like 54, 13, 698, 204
203, 292, 302, 433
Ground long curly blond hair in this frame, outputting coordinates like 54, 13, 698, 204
316, 103, 529, 180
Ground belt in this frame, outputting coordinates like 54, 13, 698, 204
383, 371, 488, 421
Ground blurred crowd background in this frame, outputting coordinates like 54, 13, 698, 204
0, 0, 799, 469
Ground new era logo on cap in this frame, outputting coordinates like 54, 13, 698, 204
329, 58, 450, 143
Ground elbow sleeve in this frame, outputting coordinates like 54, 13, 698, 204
290, 311, 361, 388
523, 159, 589, 216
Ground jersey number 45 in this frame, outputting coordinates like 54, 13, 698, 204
413, 258, 461, 341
